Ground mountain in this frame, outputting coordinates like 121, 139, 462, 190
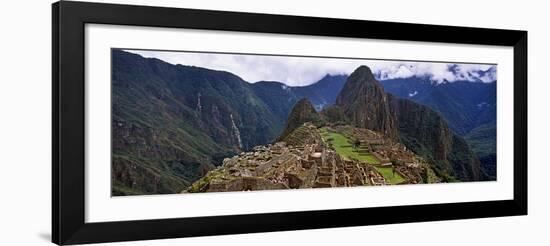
379, 77, 496, 179
277, 98, 324, 141
253, 73, 497, 140
334, 66, 485, 181
112, 50, 282, 195
391, 96, 483, 181
335, 67, 397, 139
292, 74, 348, 110
320, 105, 348, 124
113, 50, 494, 195
464, 122, 496, 178
250, 81, 300, 124
380, 77, 496, 136
250, 74, 347, 123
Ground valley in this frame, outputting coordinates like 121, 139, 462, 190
111, 49, 496, 195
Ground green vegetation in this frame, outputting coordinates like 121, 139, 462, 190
321, 127, 405, 184
282, 124, 322, 147
278, 98, 325, 141
111, 49, 285, 195
321, 129, 379, 164
464, 122, 496, 157
112, 184, 148, 196
187, 170, 220, 193
381, 79, 496, 136
112, 48, 491, 196
357, 154, 379, 165
374, 166, 405, 184
422, 166, 440, 184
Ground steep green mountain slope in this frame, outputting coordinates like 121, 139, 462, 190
250, 81, 300, 123
465, 122, 496, 178
380, 77, 496, 180
112, 50, 281, 195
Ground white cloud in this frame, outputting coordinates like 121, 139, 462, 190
125, 49, 496, 86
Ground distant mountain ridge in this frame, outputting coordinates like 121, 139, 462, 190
112, 50, 495, 195
251, 74, 347, 122
292, 74, 348, 109
254, 73, 496, 138
380, 77, 496, 135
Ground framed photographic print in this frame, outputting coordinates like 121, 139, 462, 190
52, 1, 527, 245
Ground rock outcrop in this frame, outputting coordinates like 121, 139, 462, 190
277, 98, 323, 141
320, 105, 347, 124
336, 66, 397, 139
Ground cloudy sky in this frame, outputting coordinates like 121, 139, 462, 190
125, 49, 497, 86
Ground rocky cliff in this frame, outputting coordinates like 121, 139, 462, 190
390, 96, 482, 181
336, 66, 397, 139
112, 50, 281, 195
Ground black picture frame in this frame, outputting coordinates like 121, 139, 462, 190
52, 1, 527, 245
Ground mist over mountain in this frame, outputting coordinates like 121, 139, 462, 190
112, 50, 495, 195
128, 49, 496, 86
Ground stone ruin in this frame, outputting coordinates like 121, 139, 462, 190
185, 123, 435, 193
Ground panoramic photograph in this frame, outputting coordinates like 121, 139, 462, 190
111, 48, 497, 196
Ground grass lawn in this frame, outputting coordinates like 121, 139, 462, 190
322, 130, 380, 164
374, 166, 406, 184
357, 153, 379, 164
321, 128, 405, 184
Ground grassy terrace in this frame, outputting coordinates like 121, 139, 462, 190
320, 127, 405, 184
374, 166, 405, 184
320, 128, 379, 164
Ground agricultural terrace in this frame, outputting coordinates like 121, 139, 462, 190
320, 127, 405, 184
